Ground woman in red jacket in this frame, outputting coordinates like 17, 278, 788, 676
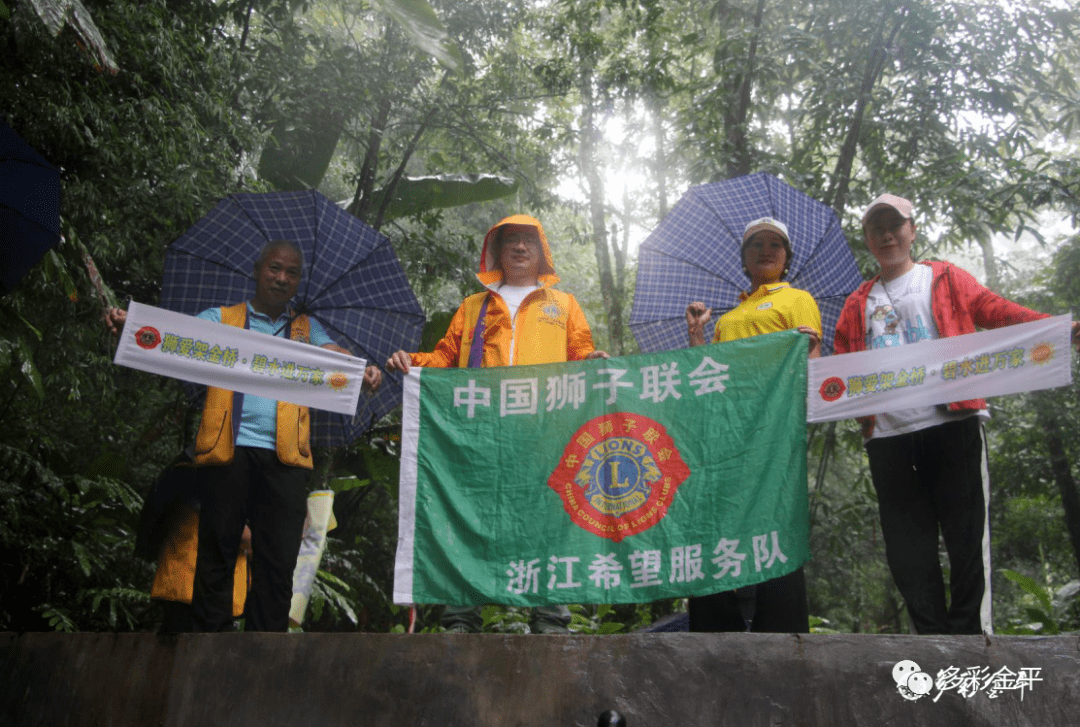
834, 193, 1079, 635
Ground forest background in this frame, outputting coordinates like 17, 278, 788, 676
3, 0, 1080, 635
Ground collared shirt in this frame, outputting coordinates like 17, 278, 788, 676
197, 303, 333, 449
712, 282, 822, 344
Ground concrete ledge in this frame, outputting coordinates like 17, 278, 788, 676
2, 632, 1078, 726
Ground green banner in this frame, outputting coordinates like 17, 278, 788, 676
394, 330, 810, 607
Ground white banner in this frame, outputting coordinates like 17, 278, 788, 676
114, 301, 367, 415
808, 315, 1073, 423
290, 490, 336, 627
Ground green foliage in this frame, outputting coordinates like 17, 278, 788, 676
994, 569, 1080, 635
986, 233, 1080, 631
19, 0, 118, 72
0, 0, 268, 632
808, 616, 838, 635
305, 569, 360, 627
0, 443, 153, 631
372, 174, 520, 222
371, 0, 463, 71
298, 431, 407, 632
473, 602, 664, 634
803, 422, 908, 633
569, 603, 627, 635
569, 601, 681, 634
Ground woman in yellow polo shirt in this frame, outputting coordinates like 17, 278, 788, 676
684, 216, 821, 633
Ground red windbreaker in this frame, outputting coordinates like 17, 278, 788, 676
834, 260, 1047, 436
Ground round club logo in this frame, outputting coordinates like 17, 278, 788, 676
538, 300, 567, 328
819, 376, 845, 402
329, 372, 349, 390
134, 326, 162, 350
1030, 342, 1054, 365
547, 412, 690, 542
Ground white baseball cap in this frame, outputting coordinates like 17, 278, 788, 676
861, 194, 913, 225
742, 217, 790, 244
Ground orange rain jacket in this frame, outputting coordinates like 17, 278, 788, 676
410, 215, 597, 368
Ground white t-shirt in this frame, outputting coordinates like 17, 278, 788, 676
498, 283, 538, 321
864, 264, 985, 439
497, 283, 539, 364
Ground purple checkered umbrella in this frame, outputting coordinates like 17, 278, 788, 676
630, 173, 863, 355
161, 189, 424, 445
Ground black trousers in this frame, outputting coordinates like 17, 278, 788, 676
688, 567, 809, 633
866, 417, 991, 635
192, 447, 308, 632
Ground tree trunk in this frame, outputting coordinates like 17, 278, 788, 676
578, 75, 624, 354
1035, 394, 1080, 576
723, 0, 766, 179
977, 236, 1001, 291
813, 10, 908, 504
349, 95, 392, 225
825, 11, 905, 216
348, 23, 399, 224
652, 94, 669, 220
373, 115, 431, 231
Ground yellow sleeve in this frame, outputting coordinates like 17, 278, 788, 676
787, 289, 822, 337
410, 303, 468, 369
565, 294, 597, 361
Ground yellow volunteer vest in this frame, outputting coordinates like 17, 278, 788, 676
151, 506, 247, 617
193, 302, 314, 469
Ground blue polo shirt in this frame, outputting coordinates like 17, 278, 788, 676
198, 303, 333, 450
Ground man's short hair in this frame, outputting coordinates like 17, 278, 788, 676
255, 239, 304, 271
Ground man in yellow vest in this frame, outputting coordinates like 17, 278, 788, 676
387, 215, 608, 633
192, 239, 381, 631
111, 239, 380, 631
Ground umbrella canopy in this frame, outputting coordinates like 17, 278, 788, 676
629, 173, 863, 355
0, 119, 62, 296
161, 189, 425, 446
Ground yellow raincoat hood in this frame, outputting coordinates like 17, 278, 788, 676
477, 214, 559, 288
408, 213, 596, 369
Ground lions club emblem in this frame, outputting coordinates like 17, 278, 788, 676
548, 413, 690, 542
134, 326, 162, 350
819, 376, 845, 402
541, 301, 563, 319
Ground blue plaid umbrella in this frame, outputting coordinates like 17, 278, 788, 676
161, 189, 424, 445
630, 173, 863, 355
1, 119, 61, 296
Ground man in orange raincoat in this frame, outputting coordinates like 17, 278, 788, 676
388, 214, 608, 632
